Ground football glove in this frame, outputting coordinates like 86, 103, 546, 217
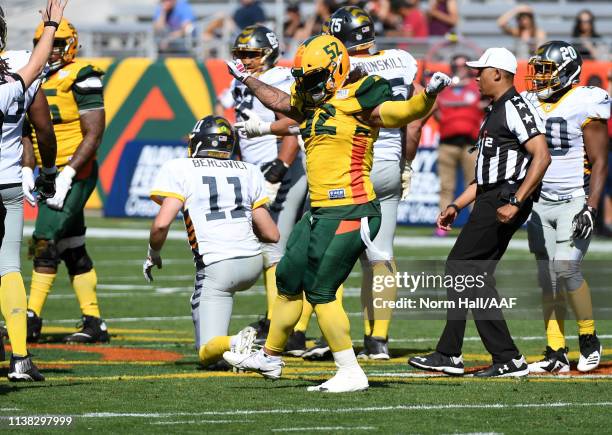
46, 165, 75, 210
572, 204, 596, 240
234, 109, 272, 138
226, 59, 252, 83
34, 166, 57, 201
143, 245, 162, 283
22, 167, 37, 206
261, 159, 289, 184
400, 163, 414, 201
425, 72, 452, 96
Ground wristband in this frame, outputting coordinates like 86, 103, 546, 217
44, 21, 59, 29
447, 203, 460, 213
41, 166, 57, 175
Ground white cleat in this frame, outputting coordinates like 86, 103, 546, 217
306, 368, 369, 393
577, 333, 602, 373
528, 347, 570, 374
223, 348, 284, 380
231, 326, 258, 354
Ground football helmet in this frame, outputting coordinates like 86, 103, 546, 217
34, 18, 79, 72
231, 25, 280, 74
188, 116, 236, 159
327, 6, 375, 54
0, 6, 6, 52
291, 35, 350, 104
526, 40, 582, 101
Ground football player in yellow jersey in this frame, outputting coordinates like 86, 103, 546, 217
22, 17, 109, 344
223, 34, 450, 392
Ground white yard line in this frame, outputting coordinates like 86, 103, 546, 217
78, 402, 612, 419
272, 427, 375, 432
21, 226, 612, 253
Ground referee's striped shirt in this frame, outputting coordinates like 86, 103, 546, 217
475, 87, 545, 185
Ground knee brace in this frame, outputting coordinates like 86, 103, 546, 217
60, 245, 94, 276
29, 237, 60, 269
553, 259, 583, 292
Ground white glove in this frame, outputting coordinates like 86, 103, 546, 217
46, 165, 76, 210
425, 72, 452, 96
400, 163, 414, 201
21, 166, 36, 206
143, 245, 162, 283
234, 109, 272, 138
265, 181, 281, 205
226, 59, 252, 83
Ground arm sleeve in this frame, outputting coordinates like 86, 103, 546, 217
249, 165, 269, 209
0, 79, 25, 114
150, 160, 187, 205
379, 91, 435, 128
505, 99, 545, 145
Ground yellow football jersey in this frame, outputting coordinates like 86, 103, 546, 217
292, 75, 391, 208
32, 60, 104, 168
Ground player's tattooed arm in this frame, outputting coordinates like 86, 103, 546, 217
69, 109, 105, 172
243, 76, 304, 122
583, 119, 609, 209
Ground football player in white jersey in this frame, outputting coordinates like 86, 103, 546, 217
216, 25, 307, 347
144, 115, 279, 369
523, 41, 610, 373
0, 0, 68, 381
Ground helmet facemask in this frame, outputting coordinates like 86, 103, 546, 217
526, 58, 563, 101
231, 47, 271, 74
293, 56, 343, 104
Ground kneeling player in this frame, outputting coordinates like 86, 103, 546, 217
524, 41, 609, 373
143, 116, 279, 368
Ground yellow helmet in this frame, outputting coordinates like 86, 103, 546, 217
291, 35, 350, 104
34, 18, 78, 71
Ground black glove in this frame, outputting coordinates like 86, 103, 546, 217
34, 167, 57, 200
572, 204, 596, 239
261, 159, 289, 183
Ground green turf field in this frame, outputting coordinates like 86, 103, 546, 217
1, 218, 611, 433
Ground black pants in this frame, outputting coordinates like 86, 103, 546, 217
436, 183, 533, 364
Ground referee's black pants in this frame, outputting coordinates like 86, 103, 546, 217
435, 183, 533, 364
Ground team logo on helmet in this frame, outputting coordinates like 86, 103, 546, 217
328, 6, 375, 53
526, 40, 582, 101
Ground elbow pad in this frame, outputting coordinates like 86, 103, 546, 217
379, 92, 436, 128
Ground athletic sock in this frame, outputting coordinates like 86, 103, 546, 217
294, 294, 313, 333
1, 272, 28, 356
371, 260, 397, 339
314, 297, 352, 352
199, 336, 231, 366
333, 348, 361, 371
542, 292, 566, 350
71, 269, 100, 318
265, 294, 303, 353
567, 280, 595, 335
28, 271, 56, 316
264, 265, 278, 320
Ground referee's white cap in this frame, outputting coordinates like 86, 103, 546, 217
466, 48, 517, 75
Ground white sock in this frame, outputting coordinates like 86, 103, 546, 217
261, 349, 281, 361
229, 335, 239, 349
333, 348, 361, 371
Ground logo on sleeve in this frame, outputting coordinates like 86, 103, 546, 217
328, 189, 346, 200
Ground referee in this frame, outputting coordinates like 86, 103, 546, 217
409, 48, 551, 377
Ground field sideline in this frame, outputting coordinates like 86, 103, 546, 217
1, 218, 611, 433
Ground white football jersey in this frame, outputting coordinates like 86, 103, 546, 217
218, 66, 293, 166
522, 87, 610, 201
150, 157, 269, 266
0, 51, 41, 185
350, 49, 418, 162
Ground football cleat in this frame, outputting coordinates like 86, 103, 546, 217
26, 309, 43, 343
357, 335, 390, 360
306, 368, 369, 393
63, 315, 110, 344
8, 355, 45, 382
223, 348, 284, 380
408, 351, 464, 375
302, 337, 332, 360
473, 355, 529, 378
231, 326, 258, 355
250, 316, 270, 345
284, 331, 307, 357
577, 333, 602, 372
528, 346, 570, 374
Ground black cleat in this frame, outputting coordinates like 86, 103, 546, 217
473, 355, 529, 378
302, 336, 332, 360
27, 310, 43, 343
358, 335, 391, 360
63, 315, 110, 344
408, 351, 464, 375
528, 346, 570, 373
284, 331, 307, 357
577, 332, 602, 372
250, 316, 270, 345
8, 355, 45, 382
